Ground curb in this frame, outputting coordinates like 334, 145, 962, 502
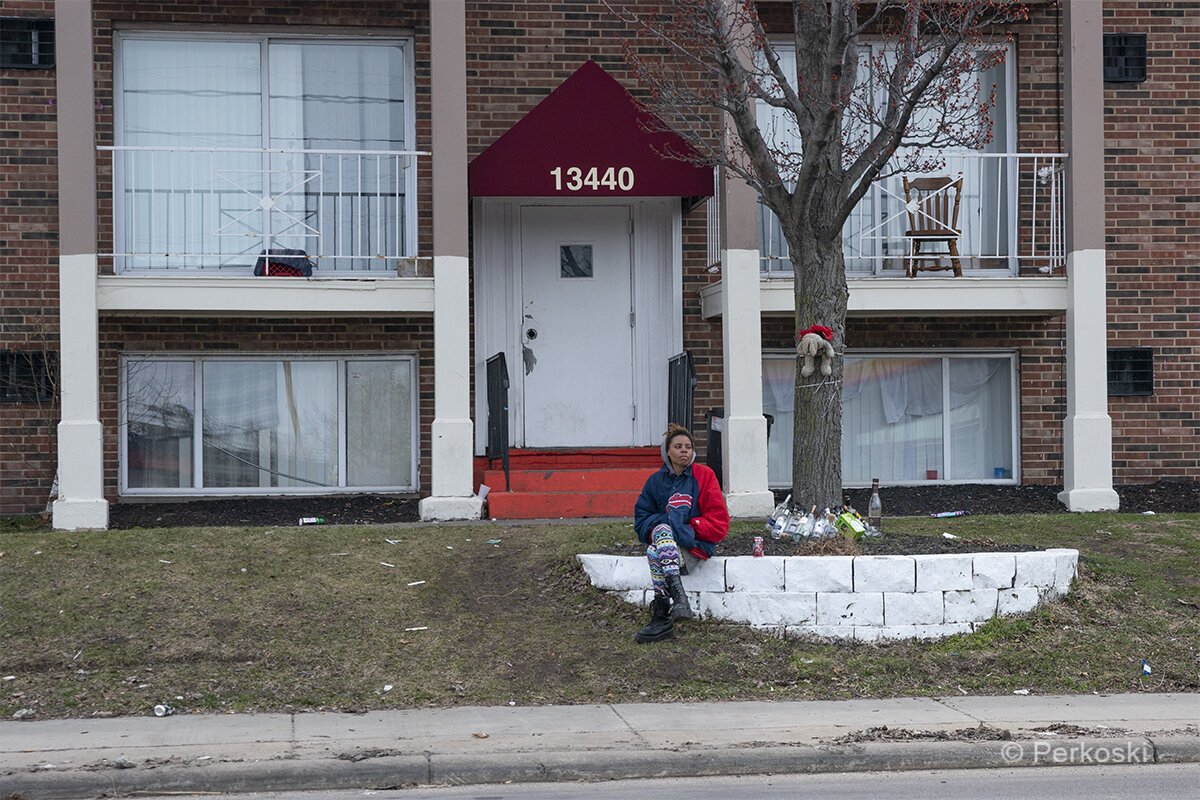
3, 737, 1196, 799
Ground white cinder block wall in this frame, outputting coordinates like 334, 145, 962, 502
577, 549, 1078, 642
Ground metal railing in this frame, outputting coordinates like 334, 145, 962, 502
667, 351, 697, 432
98, 146, 427, 274
485, 352, 511, 493
761, 152, 1067, 276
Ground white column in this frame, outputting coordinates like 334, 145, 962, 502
53, 255, 108, 530
720, 248, 773, 518
420, 254, 483, 520
52, 0, 107, 530
419, 0, 481, 521
1058, 0, 1117, 511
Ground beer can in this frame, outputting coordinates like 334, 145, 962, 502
153, 704, 174, 717
751, 536, 765, 557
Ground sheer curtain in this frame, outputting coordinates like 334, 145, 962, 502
762, 356, 796, 486
842, 357, 944, 482
346, 360, 413, 487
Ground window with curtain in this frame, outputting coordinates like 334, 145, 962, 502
116, 35, 411, 272
122, 355, 417, 493
762, 352, 1016, 486
756, 42, 1014, 275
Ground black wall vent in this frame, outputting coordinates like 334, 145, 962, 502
0, 351, 57, 403
1107, 347, 1154, 397
0, 18, 55, 69
1103, 33, 1146, 83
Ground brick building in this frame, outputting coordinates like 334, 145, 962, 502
0, 1, 1194, 528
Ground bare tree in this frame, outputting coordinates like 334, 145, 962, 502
615, 0, 1027, 506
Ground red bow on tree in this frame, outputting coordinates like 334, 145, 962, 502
797, 325, 834, 342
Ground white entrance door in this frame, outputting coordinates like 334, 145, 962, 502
519, 206, 634, 447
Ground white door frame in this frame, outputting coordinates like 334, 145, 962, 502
473, 197, 683, 452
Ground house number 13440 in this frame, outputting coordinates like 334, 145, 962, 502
550, 166, 635, 192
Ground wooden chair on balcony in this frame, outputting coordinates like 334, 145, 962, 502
903, 174, 964, 277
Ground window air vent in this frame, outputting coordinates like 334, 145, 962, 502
0, 351, 56, 403
1107, 347, 1153, 397
1103, 33, 1146, 83
0, 17, 55, 69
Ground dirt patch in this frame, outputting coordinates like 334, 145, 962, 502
829, 724, 1013, 745
104, 480, 1198, 530
608, 530, 1039, 558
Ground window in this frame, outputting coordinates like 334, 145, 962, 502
122, 355, 417, 493
559, 244, 594, 278
0, 18, 54, 69
757, 42, 1018, 275
763, 352, 1017, 486
0, 351, 55, 403
1107, 347, 1153, 396
1103, 34, 1147, 83
114, 34, 415, 272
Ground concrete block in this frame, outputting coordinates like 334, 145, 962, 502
1046, 548, 1079, 596
784, 556, 853, 593
816, 592, 884, 626
577, 555, 651, 591
749, 623, 787, 638
997, 586, 1040, 616
883, 592, 945, 626
914, 554, 973, 592
973, 553, 1016, 590
613, 589, 649, 607
857, 623, 972, 642
786, 625, 851, 641
725, 557, 785, 592
681, 557, 727, 593
943, 589, 999, 624
854, 556, 915, 593
700, 592, 816, 626
1015, 551, 1058, 588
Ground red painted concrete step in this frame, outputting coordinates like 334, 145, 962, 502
482, 467, 649, 493
486, 489, 642, 520
477, 447, 661, 471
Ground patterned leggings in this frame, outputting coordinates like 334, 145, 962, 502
646, 523, 681, 597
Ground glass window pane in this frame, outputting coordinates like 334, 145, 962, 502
346, 360, 413, 487
842, 357, 944, 482
126, 360, 195, 489
949, 358, 1013, 480
559, 245, 593, 278
202, 360, 338, 488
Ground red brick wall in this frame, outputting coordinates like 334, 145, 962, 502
1102, 0, 1199, 481
0, 0, 59, 514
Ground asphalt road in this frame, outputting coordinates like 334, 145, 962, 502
134, 764, 1200, 800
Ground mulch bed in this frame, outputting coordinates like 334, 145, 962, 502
107, 479, 1198, 531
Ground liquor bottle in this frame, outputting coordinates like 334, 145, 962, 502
767, 493, 792, 539
867, 478, 882, 532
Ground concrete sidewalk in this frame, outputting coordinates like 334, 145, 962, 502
2, 694, 1198, 798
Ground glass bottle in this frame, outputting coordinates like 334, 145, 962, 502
867, 478, 882, 532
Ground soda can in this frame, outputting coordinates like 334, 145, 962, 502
751, 536, 765, 557
153, 704, 174, 717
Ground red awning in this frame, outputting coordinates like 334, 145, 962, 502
469, 61, 714, 199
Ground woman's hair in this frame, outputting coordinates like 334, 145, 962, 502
663, 423, 692, 447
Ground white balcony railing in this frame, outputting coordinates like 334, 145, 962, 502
99, 146, 427, 275
761, 152, 1067, 276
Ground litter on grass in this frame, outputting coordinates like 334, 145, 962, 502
930, 511, 970, 518
486, 539, 502, 545
158, 559, 173, 564
1013, 689, 1030, 695
383, 685, 394, 692
380, 562, 396, 568
404, 626, 428, 632
1142, 659, 1152, 676
406, 580, 426, 587
385, 539, 401, 545
942, 533, 959, 539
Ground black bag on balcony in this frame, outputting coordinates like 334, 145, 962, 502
253, 249, 314, 278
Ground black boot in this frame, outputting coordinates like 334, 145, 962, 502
665, 574, 693, 620
634, 596, 674, 644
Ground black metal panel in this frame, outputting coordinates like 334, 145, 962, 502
667, 351, 696, 432
1107, 347, 1154, 396
485, 352, 511, 491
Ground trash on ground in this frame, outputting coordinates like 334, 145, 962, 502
404, 626, 428, 632
298, 516, 327, 525
1142, 510, 1156, 516
1142, 659, 1152, 676
158, 559, 173, 564
486, 539, 502, 545
379, 562, 396, 568
1012, 688, 1030, 695
508, 700, 516, 706
329, 552, 350, 557
385, 538, 401, 545
446, 546, 454, 550
931, 511, 970, 518
406, 580, 426, 587
383, 684, 394, 692
153, 704, 174, 717
942, 532, 959, 539
2, 675, 15, 681
478, 484, 491, 500
472, 732, 490, 739
112, 757, 136, 769
197, 756, 212, 761
12, 708, 34, 720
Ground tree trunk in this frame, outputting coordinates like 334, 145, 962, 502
790, 217, 850, 511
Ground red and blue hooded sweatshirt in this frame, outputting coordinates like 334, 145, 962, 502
634, 450, 730, 560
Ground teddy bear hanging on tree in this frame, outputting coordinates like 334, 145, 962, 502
796, 325, 835, 378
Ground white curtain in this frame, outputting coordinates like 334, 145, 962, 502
762, 357, 797, 486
